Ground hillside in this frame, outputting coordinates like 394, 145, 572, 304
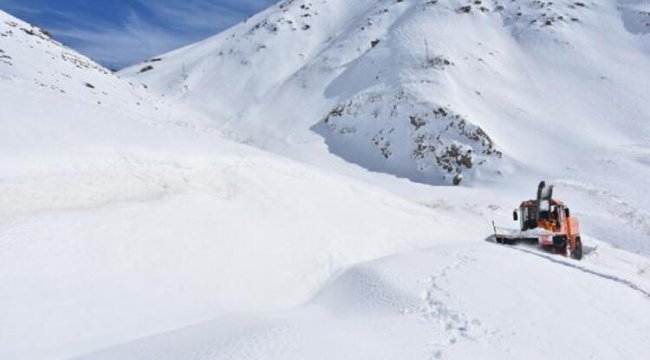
1, 2, 650, 360
122, 0, 650, 186
122, 0, 650, 253
0, 9, 473, 359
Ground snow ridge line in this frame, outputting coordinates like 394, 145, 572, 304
502, 244, 650, 298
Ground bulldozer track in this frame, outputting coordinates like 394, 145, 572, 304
501, 243, 650, 299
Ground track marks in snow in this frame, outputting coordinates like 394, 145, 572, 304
494, 241, 650, 298
315, 251, 491, 360
416, 253, 487, 359
72, 242, 650, 360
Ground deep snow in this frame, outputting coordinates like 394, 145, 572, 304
1, 1, 650, 359
79, 241, 650, 360
0, 11, 472, 358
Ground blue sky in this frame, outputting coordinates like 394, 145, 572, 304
0, 0, 275, 69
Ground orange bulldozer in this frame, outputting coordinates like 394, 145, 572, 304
494, 181, 583, 260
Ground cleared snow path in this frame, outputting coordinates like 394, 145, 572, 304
487, 238, 650, 298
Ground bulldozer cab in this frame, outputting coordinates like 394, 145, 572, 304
517, 204, 536, 230
516, 202, 564, 231
513, 181, 565, 231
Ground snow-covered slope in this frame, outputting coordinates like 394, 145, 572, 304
0, 9, 473, 359
122, 0, 650, 186
0, 12, 166, 119
121, 0, 650, 252
2, 3, 650, 360
79, 242, 650, 360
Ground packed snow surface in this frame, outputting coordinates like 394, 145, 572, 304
1, 1, 650, 359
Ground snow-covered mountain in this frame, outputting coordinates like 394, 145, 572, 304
2, 2, 650, 360
122, 0, 649, 187
121, 0, 650, 253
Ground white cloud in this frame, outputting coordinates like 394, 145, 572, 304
49, 11, 192, 69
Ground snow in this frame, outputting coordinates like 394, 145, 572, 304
79, 242, 650, 360
119, 0, 650, 247
0, 9, 469, 359
121, 0, 650, 187
1, 2, 650, 359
